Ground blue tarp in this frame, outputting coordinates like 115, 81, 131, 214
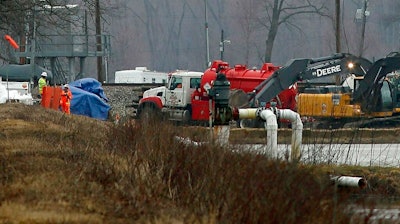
69, 78, 110, 120
69, 78, 108, 102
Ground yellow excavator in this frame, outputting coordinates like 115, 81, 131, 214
298, 52, 400, 128
252, 52, 400, 128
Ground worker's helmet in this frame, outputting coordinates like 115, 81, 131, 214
41, 72, 47, 77
63, 84, 69, 89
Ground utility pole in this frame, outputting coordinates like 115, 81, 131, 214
219, 30, 230, 61
358, 0, 368, 57
31, 0, 39, 81
220, 30, 224, 60
95, 0, 104, 83
335, 0, 341, 85
335, 0, 341, 53
204, 0, 210, 68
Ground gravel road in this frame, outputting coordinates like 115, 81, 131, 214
102, 85, 143, 120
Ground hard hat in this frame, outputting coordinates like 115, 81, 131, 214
41, 72, 47, 77
63, 84, 69, 89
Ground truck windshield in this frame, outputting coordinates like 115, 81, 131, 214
169, 76, 183, 90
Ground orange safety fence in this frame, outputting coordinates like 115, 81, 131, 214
41, 86, 63, 111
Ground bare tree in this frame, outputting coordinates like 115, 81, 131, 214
259, 0, 328, 62
125, 0, 205, 71
234, 0, 259, 65
0, 0, 92, 38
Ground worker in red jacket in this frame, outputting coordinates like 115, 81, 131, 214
60, 84, 72, 114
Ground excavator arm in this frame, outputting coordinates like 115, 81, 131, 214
251, 53, 372, 105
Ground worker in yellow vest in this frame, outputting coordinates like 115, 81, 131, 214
38, 72, 47, 98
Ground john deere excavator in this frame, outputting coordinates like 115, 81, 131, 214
247, 52, 400, 128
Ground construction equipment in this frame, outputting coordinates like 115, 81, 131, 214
135, 70, 204, 124
135, 53, 379, 128
227, 53, 370, 128
133, 69, 229, 125
253, 52, 400, 128
200, 60, 298, 127
134, 60, 296, 126
250, 53, 371, 106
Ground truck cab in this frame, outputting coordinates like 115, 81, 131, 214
136, 70, 203, 123
162, 71, 202, 122
164, 71, 202, 108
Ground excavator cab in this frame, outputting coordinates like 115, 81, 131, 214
387, 72, 400, 112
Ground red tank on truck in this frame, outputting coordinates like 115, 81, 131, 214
132, 60, 297, 127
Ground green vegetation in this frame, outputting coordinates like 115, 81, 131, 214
0, 104, 399, 223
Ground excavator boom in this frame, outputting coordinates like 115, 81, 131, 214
253, 58, 311, 104
252, 53, 372, 105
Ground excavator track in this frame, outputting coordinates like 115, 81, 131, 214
303, 115, 400, 129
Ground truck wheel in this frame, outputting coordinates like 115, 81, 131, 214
138, 104, 161, 123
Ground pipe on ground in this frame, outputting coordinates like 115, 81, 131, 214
279, 109, 303, 161
331, 176, 367, 189
237, 108, 278, 157
236, 108, 303, 160
259, 109, 278, 158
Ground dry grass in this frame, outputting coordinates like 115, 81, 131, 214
0, 104, 399, 223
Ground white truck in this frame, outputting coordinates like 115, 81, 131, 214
134, 70, 203, 123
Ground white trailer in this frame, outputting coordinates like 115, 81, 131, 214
114, 67, 168, 84
0, 77, 33, 105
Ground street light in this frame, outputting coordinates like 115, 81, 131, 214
219, 30, 230, 61
219, 40, 231, 61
